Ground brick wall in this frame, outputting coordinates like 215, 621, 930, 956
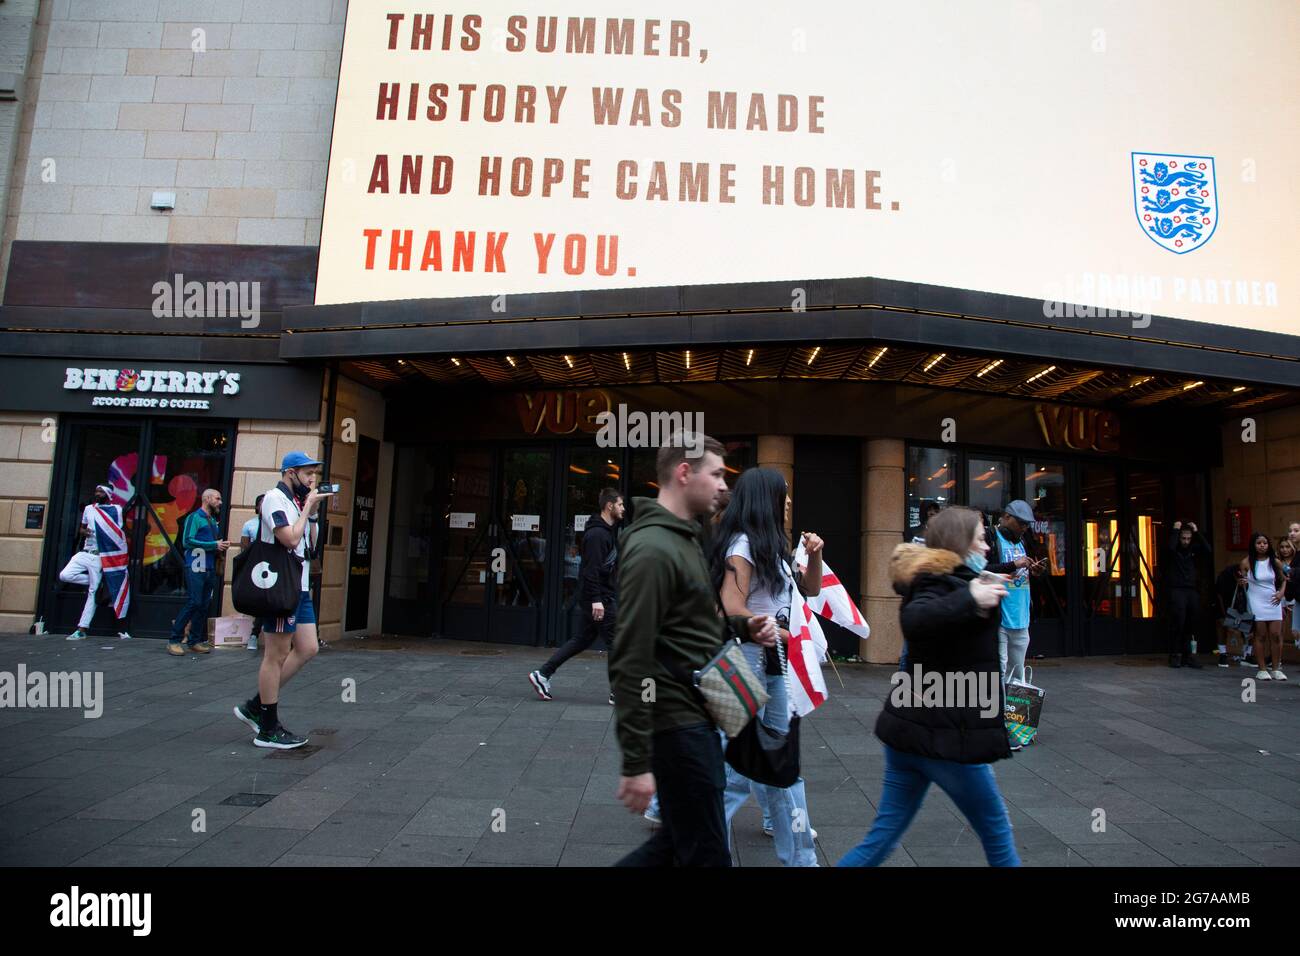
0, 0, 41, 292
2, 0, 343, 283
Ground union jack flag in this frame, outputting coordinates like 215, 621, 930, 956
90, 504, 130, 618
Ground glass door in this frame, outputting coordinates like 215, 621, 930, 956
550, 444, 620, 649
437, 445, 553, 645
42, 418, 235, 638
1022, 458, 1069, 658
1079, 462, 1124, 654
46, 422, 144, 635
966, 456, 1011, 523
491, 447, 552, 643
382, 444, 439, 636
1124, 469, 1166, 653
135, 424, 233, 621
439, 447, 494, 639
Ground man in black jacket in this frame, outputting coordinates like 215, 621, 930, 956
529, 488, 625, 702
1167, 520, 1209, 669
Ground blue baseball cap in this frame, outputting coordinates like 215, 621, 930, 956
1005, 499, 1036, 524
280, 451, 322, 472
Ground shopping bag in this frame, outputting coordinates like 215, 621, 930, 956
231, 513, 303, 618
1004, 665, 1045, 746
213, 615, 253, 648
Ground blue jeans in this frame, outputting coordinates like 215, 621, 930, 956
723, 642, 817, 867
171, 567, 216, 645
838, 744, 1020, 867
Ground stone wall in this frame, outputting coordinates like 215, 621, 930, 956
2, 0, 345, 294
0, 411, 55, 632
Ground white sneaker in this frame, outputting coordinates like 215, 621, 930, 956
763, 824, 818, 840
66, 630, 88, 641
1271, 669, 1287, 681
528, 670, 553, 701
117, 631, 132, 640
1256, 669, 1272, 681
247, 635, 258, 651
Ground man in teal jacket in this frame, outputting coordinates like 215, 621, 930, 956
611, 434, 775, 866
169, 488, 228, 655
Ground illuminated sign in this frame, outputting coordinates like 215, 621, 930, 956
1035, 404, 1120, 454
317, 2, 1296, 337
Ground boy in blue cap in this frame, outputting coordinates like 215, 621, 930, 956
233, 451, 333, 749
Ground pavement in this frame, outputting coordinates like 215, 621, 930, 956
0, 631, 1298, 867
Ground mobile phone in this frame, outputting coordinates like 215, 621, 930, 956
320, 483, 341, 494
977, 570, 1003, 584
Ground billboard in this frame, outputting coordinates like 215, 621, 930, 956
316, 1, 1298, 336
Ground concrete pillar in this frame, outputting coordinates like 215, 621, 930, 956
862, 439, 905, 663
757, 435, 795, 535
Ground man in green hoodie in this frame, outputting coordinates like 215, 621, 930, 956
611, 433, 776, 867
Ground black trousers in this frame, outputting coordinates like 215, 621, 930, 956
540, 602, 616, 678
615, 722, 731, 867
1168, 587, 1200, 653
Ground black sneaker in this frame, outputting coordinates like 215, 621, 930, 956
1185, 653, 1203, 670
1168, 654, 1182, 668
1218, 654, 1229, 668
254, 725, 308, 750
233, 700, 263, 734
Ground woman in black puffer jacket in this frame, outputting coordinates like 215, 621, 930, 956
838, 506, 1020, 867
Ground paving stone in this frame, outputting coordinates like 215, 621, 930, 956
109, 802, 253, 848
4, 633, 1299, 867
370, 833, 475, 866
402, 796, 498, 838
71, 843, 191, 867
237, 789, 353, 830
2, 818, 141, 866
170, 824, 306, 867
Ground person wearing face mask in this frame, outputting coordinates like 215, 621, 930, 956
168, 487, 228, 655
60, 484, 132, 641
233, 452, 333, 749
839, 506, 1018, 867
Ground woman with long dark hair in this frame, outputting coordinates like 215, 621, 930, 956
839, 506, 1019, 866
1277, 537, 1298, 652
1240, 532, 1287, 681
710, 467, 824, 866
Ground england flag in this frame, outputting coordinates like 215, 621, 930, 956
787, 544, 870, 716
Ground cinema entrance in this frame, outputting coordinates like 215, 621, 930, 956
907, 443, 1213, 658
381, 434, 754, 647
